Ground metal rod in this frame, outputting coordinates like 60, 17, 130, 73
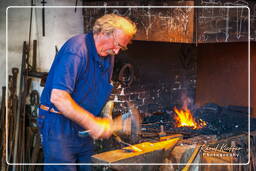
113, 132, 142, 152
181, 145, 201, 171
13, 41, 30, 171
32, 40, 37, 72
41, 0, 47, 37
74, 0, 78, 13
28, 0, 34, 57
12, 42, 27, 171
0, 87, 6, 171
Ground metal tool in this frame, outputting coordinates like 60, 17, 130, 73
74, 0, 78, 13
112, 132, 142, 152
78, 127, 143, 152
41, 0, 47, 36
32, 40, 37, 72
78, 130, 91, 137
78, 101, 141, 138
77, 112, 130, 137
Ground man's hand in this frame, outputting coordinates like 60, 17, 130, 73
89, 117, 113, 139
51, 89, 114, 139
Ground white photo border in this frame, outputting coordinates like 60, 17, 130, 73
6, 5, 251, 166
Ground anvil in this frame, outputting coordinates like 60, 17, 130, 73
92, 137, 181, 171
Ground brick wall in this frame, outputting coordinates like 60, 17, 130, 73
110, 41, 197, 116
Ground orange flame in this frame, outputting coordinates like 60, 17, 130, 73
173, 106, 206, 129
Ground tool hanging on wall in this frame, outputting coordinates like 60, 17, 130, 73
31, 40, 37, 72
113, 55, 136, 87
118, 63, 135, 87
75, 0, 78, 13
41, 0, 47, 37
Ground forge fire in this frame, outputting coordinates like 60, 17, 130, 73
173, 106, 207, 129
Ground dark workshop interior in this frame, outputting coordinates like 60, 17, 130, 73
1, 0, 256, 171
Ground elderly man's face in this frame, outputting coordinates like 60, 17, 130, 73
98, 29, 131, 57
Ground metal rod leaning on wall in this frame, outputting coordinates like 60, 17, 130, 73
6, 75, 13, 170
0, 87, 7, 171
22, 47, 32, 171
12, 41, 28, 171
8, 68, 19, 169
20, 67, 32, 171
24, 40, 37, 164
0, 87, 6, 151
32, 40, 37, 72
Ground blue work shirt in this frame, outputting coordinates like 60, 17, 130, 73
40, 32, 114, 128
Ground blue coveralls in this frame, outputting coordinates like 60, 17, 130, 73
38, 32, 114, 171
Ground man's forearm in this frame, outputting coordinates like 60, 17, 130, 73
50, 88, 96, 130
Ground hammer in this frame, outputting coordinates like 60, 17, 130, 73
78, 101, 141, 138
